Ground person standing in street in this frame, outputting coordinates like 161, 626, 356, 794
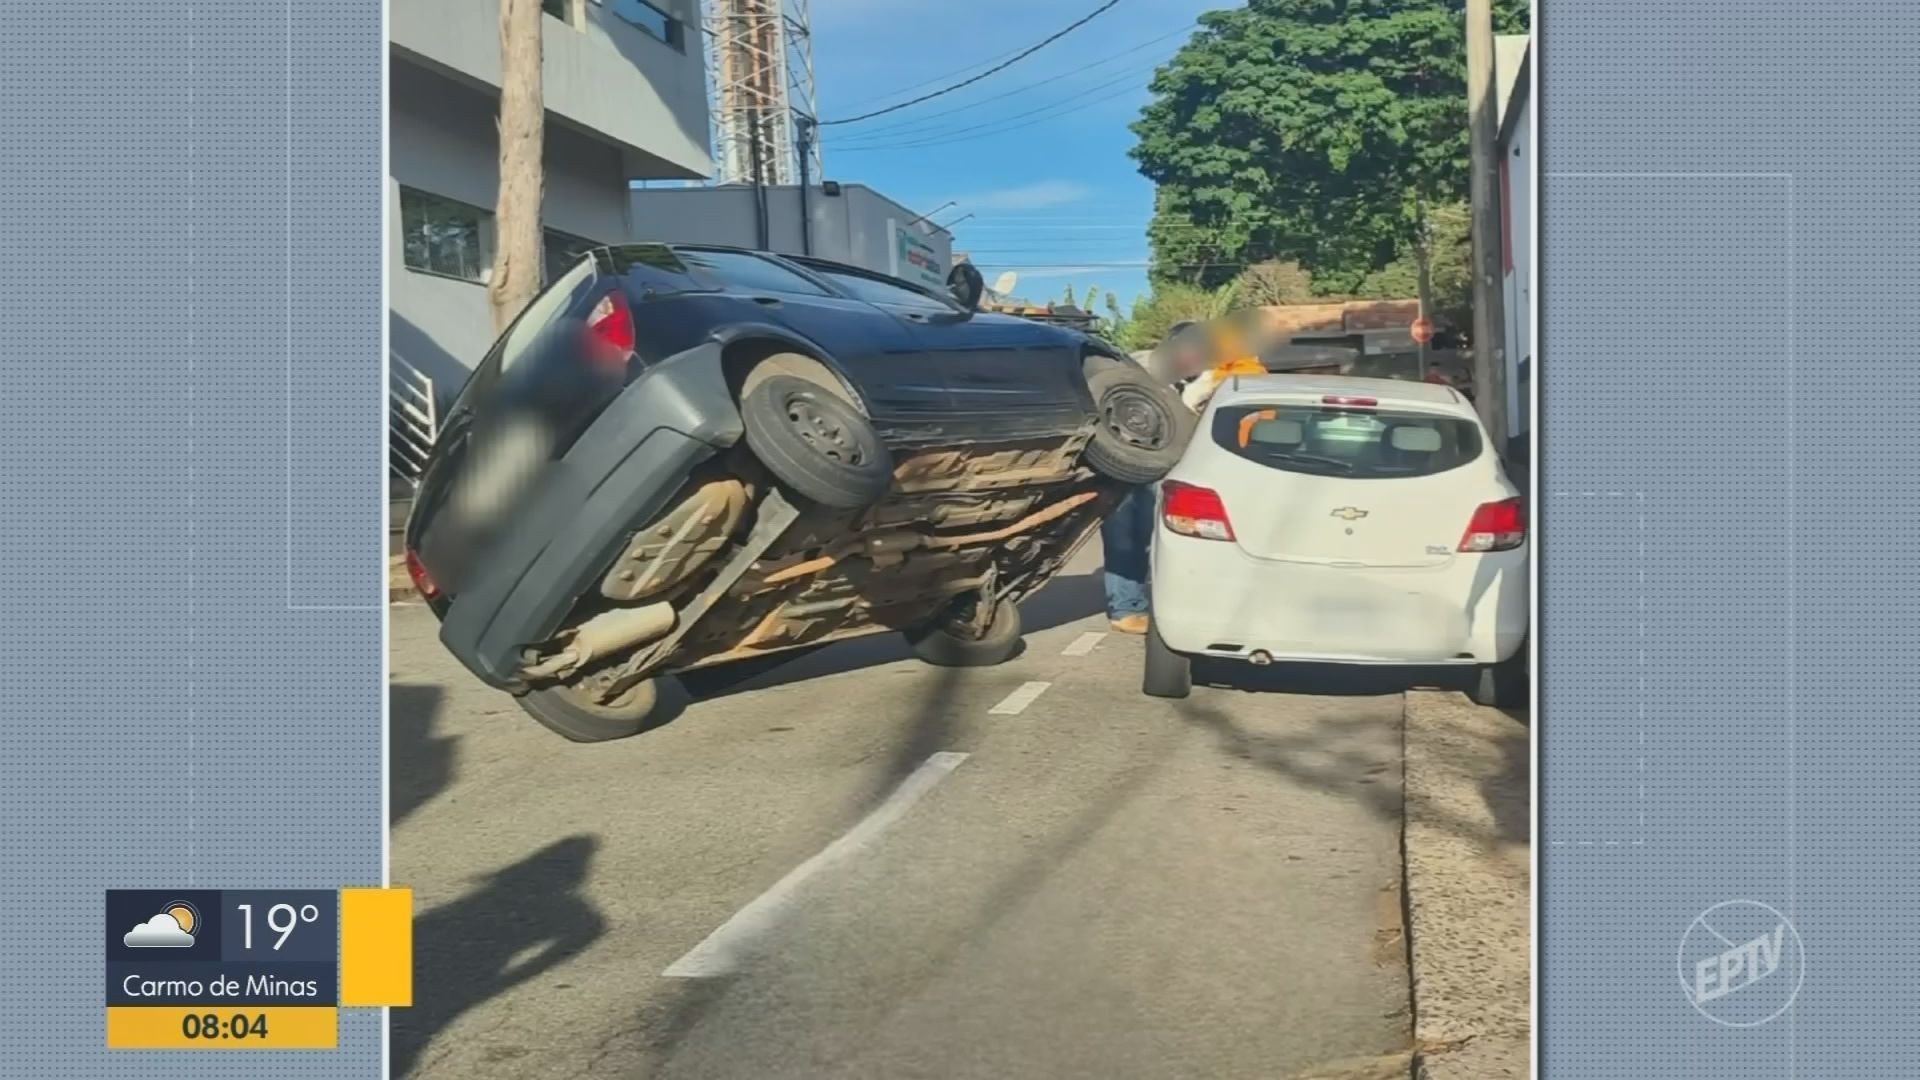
1100, 485, 1155, 634
1100, 322, 1265, 635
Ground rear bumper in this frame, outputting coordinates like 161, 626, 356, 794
430, 341, 744, 688
1150, 530, 1527, 665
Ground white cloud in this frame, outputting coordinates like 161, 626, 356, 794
949, 181, 1092, 212
124, 912, 194, 948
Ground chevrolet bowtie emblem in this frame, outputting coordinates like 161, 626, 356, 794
1330, 507, 1369, 522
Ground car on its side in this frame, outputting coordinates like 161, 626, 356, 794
1143, 374, 1528, 706
403, 244, 1191, 741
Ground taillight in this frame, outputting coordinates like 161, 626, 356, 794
404, 549, 440, 599
1322, 395, 1377, 408
1458, 498, 1526, 552
1162, 480, 1235, 542
584, 291, 635, 367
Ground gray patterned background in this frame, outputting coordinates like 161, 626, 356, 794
1, 0, 1915, 1075
0, 0, 382, 1075
1542, 0, 1920, 1074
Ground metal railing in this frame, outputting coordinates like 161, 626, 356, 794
389, 354, 439, 490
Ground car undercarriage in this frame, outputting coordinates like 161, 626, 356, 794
521, 430, 1123, 708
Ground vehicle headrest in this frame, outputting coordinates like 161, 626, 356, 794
1247, 416, 1304, 447
1389, 425, 1443, 453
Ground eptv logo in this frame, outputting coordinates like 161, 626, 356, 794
1694, 923, 1784, 1003
1677, 900, 1806, 1027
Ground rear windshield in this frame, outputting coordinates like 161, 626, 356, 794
1210, 403, 1482, 479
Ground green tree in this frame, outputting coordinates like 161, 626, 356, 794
1103, 291, 1130, 342
1113, 282, 1239, 352
1130, 0, 1528, 292
1229, 259, 1318, 306
1352, 199, 1471, 320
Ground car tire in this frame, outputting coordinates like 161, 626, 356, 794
1142, 619, 1192, 698
516, 676, 678, 743
904, 598, 1023, 667
740, 373, 894, 510
1469, 650, 1528, 709
1084, 363, 1191, 485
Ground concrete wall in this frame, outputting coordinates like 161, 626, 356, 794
389, 62, 637, 399
627, 185, 954, 283
391, 0, 710, 178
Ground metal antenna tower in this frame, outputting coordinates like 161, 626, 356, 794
703, 0, 821, 186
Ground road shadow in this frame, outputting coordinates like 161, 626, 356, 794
677, 571, 1104, 703
390, 684, 457, 827
1175, 697, 1404, 825
1175, 692, 1527, 855
394, 836, 607, 1078
1196, 659, 1472, 698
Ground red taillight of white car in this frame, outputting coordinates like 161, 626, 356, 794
1458, 497, 1526, 552
1162, 480, 1236, 542
584, 291, 635, 368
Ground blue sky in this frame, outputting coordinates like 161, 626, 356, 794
807, 0, 1232, 312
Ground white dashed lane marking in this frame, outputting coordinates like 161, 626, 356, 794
1062, 632, 1106, 656
989, 681, 1053, 716
663, 751, 970, 978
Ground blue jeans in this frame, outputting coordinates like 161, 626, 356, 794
1100, 485, 1154, 618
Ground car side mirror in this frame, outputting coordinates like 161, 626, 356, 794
947, 262, 985, 311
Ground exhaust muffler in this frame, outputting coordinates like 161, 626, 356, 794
520, 602, 676, 680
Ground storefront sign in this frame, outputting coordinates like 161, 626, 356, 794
889, 220, 947, 289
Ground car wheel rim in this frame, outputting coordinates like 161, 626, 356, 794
1103, 386, 1169, 450
785, 395, 865, 466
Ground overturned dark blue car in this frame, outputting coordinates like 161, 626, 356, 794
404, 244, 1189, 742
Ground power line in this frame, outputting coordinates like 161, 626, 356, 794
832, 57, 1172, 152
831, 48, 1172, 147
826, 23, 1194, 141
820, 0, 1125, 126
830, 39, 1036, 114
962, 259, 1289, 271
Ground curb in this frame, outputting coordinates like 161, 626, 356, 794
1401, 691, 1531, 1079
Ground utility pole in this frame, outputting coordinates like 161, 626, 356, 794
489, 0, 545, 332
795, 112, 813, 254
1465, 0, 1509, 456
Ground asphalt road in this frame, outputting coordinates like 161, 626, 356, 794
390, 545, 1416, 1080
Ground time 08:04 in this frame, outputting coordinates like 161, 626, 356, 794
181, 1013, 270, 1039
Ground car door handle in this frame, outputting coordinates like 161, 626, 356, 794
751, 296, 783, 308
902, 311, 928, 322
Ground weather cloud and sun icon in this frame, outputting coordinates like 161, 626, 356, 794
123, 901, 201, 948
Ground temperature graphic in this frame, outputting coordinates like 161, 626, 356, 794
235, 902, 321, 952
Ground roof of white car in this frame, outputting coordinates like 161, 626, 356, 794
1211, 374, 1476, 417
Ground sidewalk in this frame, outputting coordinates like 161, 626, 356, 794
1401, 691, 1531, 1078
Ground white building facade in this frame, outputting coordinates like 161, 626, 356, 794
389, 0, 712, 402
1496, 35, 1531, 460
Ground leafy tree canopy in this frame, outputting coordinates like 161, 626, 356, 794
1130, 0, 1527, 291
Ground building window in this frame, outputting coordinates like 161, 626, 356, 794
600, 0, 681, 48
543, 229, 599, 283
400, 187, 494, 283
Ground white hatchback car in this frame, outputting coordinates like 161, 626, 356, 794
1145, 374, 1528, 706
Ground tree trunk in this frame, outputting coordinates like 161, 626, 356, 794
489, 0, 545, 333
